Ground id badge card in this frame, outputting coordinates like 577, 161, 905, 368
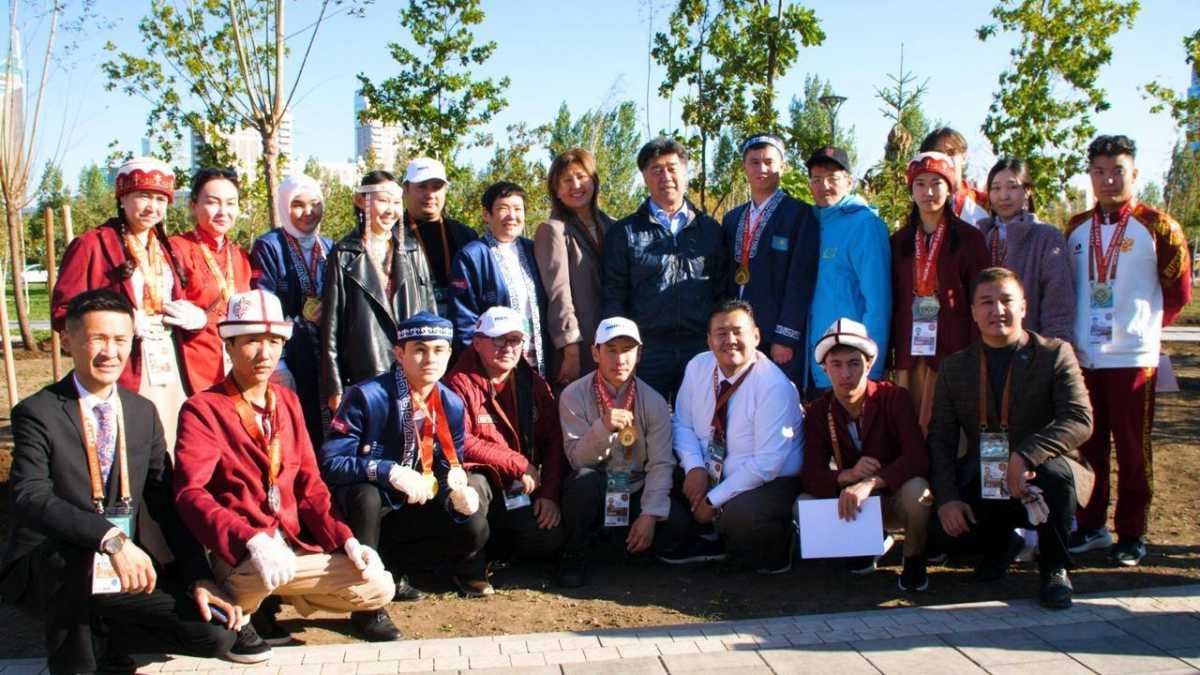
604, 473, 632, 527
979, 432, 1009, 500
705, 439, 727, 485
503, 480, 531, 510
911, 296, 939, 356
92, 506, 134, 595
142, 334, 175, 386
1088, 310, 1114, 346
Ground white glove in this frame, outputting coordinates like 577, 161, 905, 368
246, 531, 297, 590
449, 484, 480, 516
446, 466, 469, 492
161, 299, 208, 331
1022, 485, 1050, 526
343, 537, 384, 575
389, 465, 432, 505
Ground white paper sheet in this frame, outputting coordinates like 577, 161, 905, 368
796, 496, 886, 559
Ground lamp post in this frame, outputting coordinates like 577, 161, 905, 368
819, 93, 847, 144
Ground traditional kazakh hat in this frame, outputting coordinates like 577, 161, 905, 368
395, 311, 454, 344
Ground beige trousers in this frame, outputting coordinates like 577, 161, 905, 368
895, 359, 937, 436
214, 552, 395, 616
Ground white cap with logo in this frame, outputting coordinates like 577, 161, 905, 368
474, 306, 527, 338
404, 157, 449, 185
594, 317, 642, 346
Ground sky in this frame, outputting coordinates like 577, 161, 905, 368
9, 0, 1199, 195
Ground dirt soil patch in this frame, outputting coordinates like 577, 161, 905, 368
1, 345, 1198, 655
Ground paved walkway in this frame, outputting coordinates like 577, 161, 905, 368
2, 584, 1198, 675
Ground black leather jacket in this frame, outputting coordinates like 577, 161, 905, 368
601, 199, 729, 343
321, 227, 436, 399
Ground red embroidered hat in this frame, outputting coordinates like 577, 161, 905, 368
813, 317, 878, 365
906, 151, 958, 191
115, 157, 176, 203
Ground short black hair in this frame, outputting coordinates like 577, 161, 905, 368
481, 181, 527, 212
189, 167, 240, 203
1087, 135, 1137, 163
637, 137, 689, 171
64, 289, 135, 329
971, 267, 1026, 302
709, 298, 757, 329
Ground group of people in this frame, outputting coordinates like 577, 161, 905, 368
0, 124, 1192, 674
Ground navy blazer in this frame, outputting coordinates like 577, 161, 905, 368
447, 236, 550, 358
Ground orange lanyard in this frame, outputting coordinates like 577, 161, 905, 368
198, 239, 237, 303
125, 233, 167, 313
78, 397, 129, 513
224, 379, 283, 492
978, 350, 1014, 432
412, 385, 461, 476
408, 217, 452, 279
594, 374, 637, 460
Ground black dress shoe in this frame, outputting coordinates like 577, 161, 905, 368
393, 576, 425, 602
557, 552, 587, 588
225, 623, 273, 664
250, 602, 295, 646
350, 609, 403, 642
1040, 568, 1073, 610
96, 653, 137, 675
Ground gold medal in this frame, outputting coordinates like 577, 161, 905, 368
302, 296, 322, 324
619, 426, 638, 448
426, 473, 439, 497
1090, 281, 1113, 309
734, 264, 750, 286
914, 295, 940, 320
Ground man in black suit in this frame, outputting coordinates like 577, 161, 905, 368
1, 290, 241, 675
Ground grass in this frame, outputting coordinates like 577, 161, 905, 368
3, 284, 49, 324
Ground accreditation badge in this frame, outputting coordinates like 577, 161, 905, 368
142, 330, 176, 387
910, 296, 939, 357
503, 480, 531, 510
267, 485, 282, 514
302, 296, 323, 324
92, 504, 134, 595
979, 432, 1010, 500
604, 473, 632, 527
1088, 309, 1115, 347
705, 439, 727, 485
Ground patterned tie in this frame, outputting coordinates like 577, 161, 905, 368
94, 401, 116, 485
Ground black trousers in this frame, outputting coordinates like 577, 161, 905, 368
6, 541, 235, 675
638, 337, 706, 402
473, 475, 566, 563
938, 455, 1077, 576
672, 469, 802, 569
333, 478, 490, 578
560, 469, 690, 555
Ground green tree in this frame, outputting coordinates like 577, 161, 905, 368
103, 0, 358, 229
71, 163, 114, 232
26, 162, 68, 264
302, 157, 358, 242
861, 49, 930, 229
1164, 143, 1200, 241
1142, 29, 1200, 129
1138, 181, 1163, 209
978, 0, 1140, 202
357, 0, 509, 169
546, 100, 644, 219
784, 75, 858, 169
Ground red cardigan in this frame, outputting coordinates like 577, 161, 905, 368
445, 348, 565, 503
173, 381, 352, 567
890, 216, 989, 371
801, 380, 929, 498
169, 230, 252, 392
51, 221, 186, 391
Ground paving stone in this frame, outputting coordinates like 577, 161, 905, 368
497, 642, 530, 655
319, 663, 359, 675
853, 635, 988, 674
543, 651, 586, 665
755, 643, 878, 675
1112, 613, 1200, 651
558, 638, 601, 651
432, 656, 467, 671
940, 628, 1061, 667
583, 648, 621, 662
274, 665, 322, 675
420, 644, 461, 659
304, 650, 350, 665
345, 649, 382, 663
1060, 637, 1189, 675
560, 656, 666, 674
659, 651, 764, 673
1035, 620, 1131, 646
614, 644, 658, 660
159, 658, 210, 672
394, 659, 434, 673
507, 654, 547, 668
652, 642, 698, 656
691, 640, 727, 653
525, 640, 562, 654
982, 660, 1095, 675
1169, 649, 1200, 670
466, 654, 511, 670
355, 661, 399, 675
458, 642, 501, 657
378, 645, 424, 661
460, 667, 559, 675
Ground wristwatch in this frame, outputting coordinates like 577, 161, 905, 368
101, 531, 128, 556
367, 460, 380, 482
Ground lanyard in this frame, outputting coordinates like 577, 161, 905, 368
223, 379, 283, 495
408, 216, 452, 279
978, 350, 1014, 432
125, 233, 167, 313
594, 374, 637, 460
913, 222, 946, 297
988, 227, 1007, 267
1088, 204, 1132, 284
710, 362, 755, 444
411, 384, 461, 476
284, 232, 324, 298
825, 403, 863, 472
78, 397, 129, 513
739, 207, 769, 269
198, 238, 237, 303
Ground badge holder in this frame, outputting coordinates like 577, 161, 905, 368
92, 503, 135, 595
1088, 281, 1115, 347
705, 439, 726, 486
979, 432, 1009, 500
910, 295, 939, 357
504, 480, 531, 510
604, 473, 632, 527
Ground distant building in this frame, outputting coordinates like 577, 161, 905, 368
355, 91, 403, 171
142, 135, 191, 169
1, 25, 25, 200
1188, 60, 1199, 151
191, 113, 295, 177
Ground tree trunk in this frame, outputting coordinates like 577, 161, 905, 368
4, 201, 35, 351
261, 128, 280, 229
46, 207, 61, 380
0, 261, 18, 410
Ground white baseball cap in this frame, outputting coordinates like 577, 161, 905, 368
813, 317, 877, 364
404, 157, 449, 185
594, 317, 642, 346
474, 306, 526, 338
219, 290, 294, 341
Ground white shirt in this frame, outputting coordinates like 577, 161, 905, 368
672, 351, 804, 507
127, 233, 175, 313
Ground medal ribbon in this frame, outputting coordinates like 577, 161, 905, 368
735, 191, 784, 270
411, 384, 461, 476
283, 231, 324, 299
978, 350, 1014, 432
78, 398, 130, 513
124, 233, 167, 314
913, 222, 946, 297
198, 238, 237, 303
223, 379, 283, 499
1088, 203, 1132, 284
709, 362, 755, 446
988, 228, 1007, 267
594, 373, 637, 460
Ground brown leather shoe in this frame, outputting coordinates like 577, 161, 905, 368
453, 574, 495, 598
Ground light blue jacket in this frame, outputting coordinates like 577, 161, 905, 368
808, 194, 892, 388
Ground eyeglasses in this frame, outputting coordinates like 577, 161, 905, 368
488, 335, 525, 350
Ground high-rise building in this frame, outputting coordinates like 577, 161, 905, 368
355, 91, 403, 171
1188, 59, 1199, 151
191, 112, 295, 177
1, 25, 26, 195
142, 135, 191, 169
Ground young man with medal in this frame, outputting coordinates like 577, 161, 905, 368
928, 268, 1094, 609
2, 290, 239, 675
664, 300, 804, 573
172, 168, 253, 392
402, 157, 478, 318
805, 146, 893, 394
801, 318, 931, 590
175, 290, 396, 655
446, 307, 571, 587
722, 134, 820, 392
1065, 135, 1192, 566
602, 137, 729, 401
557, 317, 689, 586
320, 311, 492, 603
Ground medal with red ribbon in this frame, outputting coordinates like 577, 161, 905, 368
594, 374, 638, 453
224, 379, 284, 514
411, 384, 462, 496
